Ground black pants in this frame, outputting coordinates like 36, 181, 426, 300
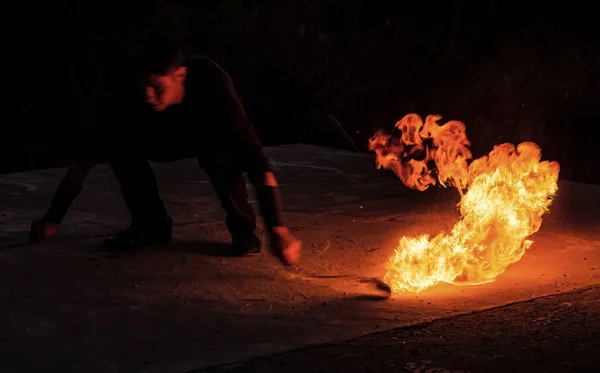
108, 152, 257, 239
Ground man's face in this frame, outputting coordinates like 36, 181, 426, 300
144, 66, 187, 111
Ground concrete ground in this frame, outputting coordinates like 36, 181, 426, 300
1, 144, 599, 373
201, 285, 600, 373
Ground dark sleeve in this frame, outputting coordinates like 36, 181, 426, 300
70, 124, 112, 165
44, 159, 96, 224
201, 60, 272, 174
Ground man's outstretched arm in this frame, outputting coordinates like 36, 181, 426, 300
29, 159, 96, 243
207, 62, 301, 265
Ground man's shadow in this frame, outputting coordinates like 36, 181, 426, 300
0, 230, 90, 250
0, 231, 236, 258
159, 239, 239, 257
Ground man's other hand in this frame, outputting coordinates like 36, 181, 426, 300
29, 218, 57, 244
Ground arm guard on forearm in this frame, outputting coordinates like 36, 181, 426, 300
43, 159, 95, 224
254, 185, 286, 229
44, 180, 83, 224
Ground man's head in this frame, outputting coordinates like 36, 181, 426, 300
131, 33, 187, 111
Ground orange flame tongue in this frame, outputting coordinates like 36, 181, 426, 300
369, 114, 472, 191
369, 114, 560, 293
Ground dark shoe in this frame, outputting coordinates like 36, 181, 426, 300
231, 232, 262, 256
104, 217, 173, 252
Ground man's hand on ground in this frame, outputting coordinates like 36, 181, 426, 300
269, 226, 302, 266
28, 218, 57, 244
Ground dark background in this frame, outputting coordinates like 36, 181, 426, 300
6, 1, 599, 183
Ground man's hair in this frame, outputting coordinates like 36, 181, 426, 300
129, 31, 184, 76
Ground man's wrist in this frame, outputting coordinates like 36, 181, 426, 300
255, 185, 285, 228
45, 180, 83, 225
269, 226, 287, 234
42, 212, 61, 226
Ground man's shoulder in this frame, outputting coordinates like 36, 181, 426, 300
185, 55, 229, 79
184, 55, 234, 95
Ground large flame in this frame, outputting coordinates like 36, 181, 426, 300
369, 114, 560, 293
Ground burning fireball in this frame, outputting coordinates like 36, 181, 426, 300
369, 114, 560, 293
